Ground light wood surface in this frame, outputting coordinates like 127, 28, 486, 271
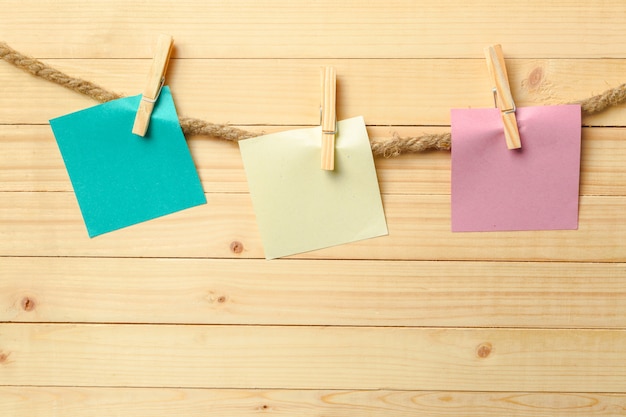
5, 387, 626, 417
2, 324, 626, 391
2, 1, 626, 416
2, 258, 626, 327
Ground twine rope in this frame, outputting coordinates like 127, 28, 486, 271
2, 41, 624, 156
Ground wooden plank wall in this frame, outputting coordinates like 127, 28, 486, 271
2, 1, 626, 416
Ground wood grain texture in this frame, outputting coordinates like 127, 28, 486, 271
2, 323, 626, 392
0, 192, 624, 261
3, 387, 626, 417
2, 257, 626, 328
3, 0, 626, 59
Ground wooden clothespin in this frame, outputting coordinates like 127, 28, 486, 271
320, 66, 337, 170
484, 44, 521, 149
132, 34, 174, 136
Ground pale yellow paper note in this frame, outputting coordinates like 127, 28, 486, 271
239, 116, 388, 259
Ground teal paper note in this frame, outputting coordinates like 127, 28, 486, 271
239, 116, 388, 259
50, 86, 206, 237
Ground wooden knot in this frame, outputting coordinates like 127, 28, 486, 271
21, 296, 36, 312
476, 342, 493, 358
230, 241, 244, 254
527, 67, 544, 89
206, 290, 228, 305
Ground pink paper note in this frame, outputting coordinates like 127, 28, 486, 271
451, 105, 581, 232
